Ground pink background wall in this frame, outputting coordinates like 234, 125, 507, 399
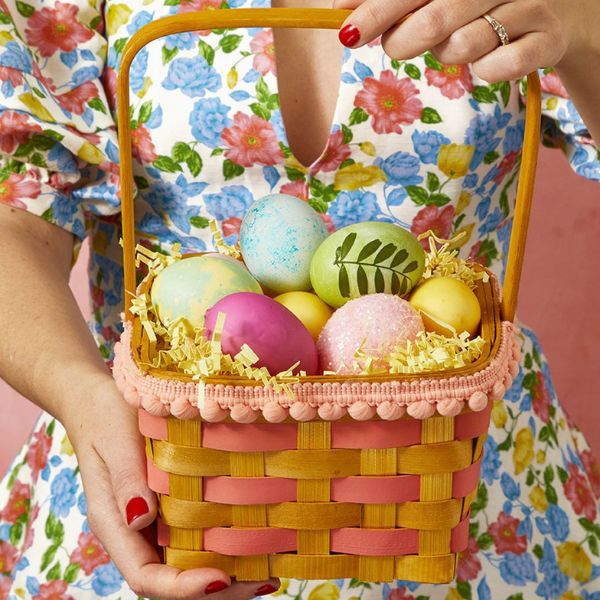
1, 146, 599, 475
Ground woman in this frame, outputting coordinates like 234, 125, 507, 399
0, 0, 599, 597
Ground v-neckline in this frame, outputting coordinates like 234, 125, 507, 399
266, 2, 345, 172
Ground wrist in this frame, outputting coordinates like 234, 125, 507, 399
554, 0, 600, 72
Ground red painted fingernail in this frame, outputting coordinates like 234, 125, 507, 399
339, 23, 361, 47
125, 496, 149, 525
255, 584, 279, 596
205, 581, 229, 595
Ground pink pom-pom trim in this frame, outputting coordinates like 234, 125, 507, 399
468, 391, 488, 412
347, 401, 376, 421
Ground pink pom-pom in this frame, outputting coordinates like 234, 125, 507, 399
170, 396, 199, 420
123, 385, 139, 406
407, 400, 436, 420
468, 391, 488, 411
230, 404, 258, 423
318, 403, 346, 421
503, 374, 514, 390
262, 402, 288, 423
489, 380, 506, 401
376, 401, 406, 421
437, 397, 463, 417
200, 399, 229, 422
509, 359, 519, 378
141, 393, 170, 417
512, 343, 522, 363
289, 402, 317, 422
347, 401, 376, 421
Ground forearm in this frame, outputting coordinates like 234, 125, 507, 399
0, 205, 112, 424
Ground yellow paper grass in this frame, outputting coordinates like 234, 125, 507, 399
418, 230, 489, 289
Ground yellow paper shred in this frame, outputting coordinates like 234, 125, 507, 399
210, 219, 241, 259
418, 230, 489, 289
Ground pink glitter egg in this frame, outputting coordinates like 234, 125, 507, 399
204, 292, 319, 375
317, 294, 424, 374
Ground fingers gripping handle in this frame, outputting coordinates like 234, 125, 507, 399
117, 8, 541, 323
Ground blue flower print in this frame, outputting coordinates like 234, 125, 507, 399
0, 42, 33, 73
478, 207, 505, 235
499, 552, 537, 586
130, 48, 149, 94
481, 435, 501, 485
411, 130, 450, 165
536, 539, 569, 598
204, 185, 255, 221
375, 151, 423, 186
165, 32, 196, 50
126, 10, 153, 35
52, 194, 81, 233
49, 468, 78, 518
190, 97, 232, 147
500, 473, 520, 501
163, 57, 221, 98
92, 563, 124, 596
464, 105, 511, 169
328, 190, 379, 228
504, 120, 525, 154
542, 504, 570, 542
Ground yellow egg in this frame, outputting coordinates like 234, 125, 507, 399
409, 276, 481, 337
274, 291, 333, 341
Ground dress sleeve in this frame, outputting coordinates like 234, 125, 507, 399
0, 0, 120, 239
521, 68, 600, 182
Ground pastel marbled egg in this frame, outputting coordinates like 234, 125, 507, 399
240, 193, 328, 294
151, 255, 262, 329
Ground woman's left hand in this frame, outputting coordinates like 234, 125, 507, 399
333, 0, 592, 82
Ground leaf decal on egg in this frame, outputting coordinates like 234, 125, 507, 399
357, 266, 368, 295
374, 243, 396, 264
374, 268, 385, 293
338, 264, 351, 298
339, 232, 357, 260
357, 239, 381, 261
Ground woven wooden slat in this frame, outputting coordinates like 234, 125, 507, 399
394, 554, 456, 583
396, 498, 462, 530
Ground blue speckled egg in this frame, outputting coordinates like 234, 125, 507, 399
151, 254, 262, 329
240, 194, 328, 293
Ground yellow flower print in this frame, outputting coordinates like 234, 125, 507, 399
513, 427, 534, 474
60, 434, 74, 457
557, 542, 592, 582
359, 141, 377, 157
0, 31, 14, 46
77, 141, 105, 165
491, 399, 508, 428
106, 3, 132, 36
445, 589, 462, 600
455, 190, 472, 214
285, 155, 308, 174
529, 485, 549, 512
437, 144, 475, 179
334, 163, 386, 191
271, 579, 289, 596
227, 68, 238, 89
559, 592, 583, 600
18, 93, 53, 123
308, 582, 340, 600
537, 449, 546, 464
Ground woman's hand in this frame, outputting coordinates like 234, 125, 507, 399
64, 377, 279, 600
333, 0, 594, 82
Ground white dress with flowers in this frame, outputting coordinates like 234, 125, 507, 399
1, 0, 600, 598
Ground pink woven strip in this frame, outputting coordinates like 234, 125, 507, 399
331, 527, 418, 555
204, 476, 297, 505
147, 457, 169, 495
203, 423, 297, 451
139, 409, 168, 440
450, 513, 470, 552
452, 458, 482, 498
331, 475, 420, 504
331, 420, 421, 449
203, 527, 296, 556
455, 402, 492, 440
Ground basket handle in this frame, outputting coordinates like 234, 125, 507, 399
117, 7, 540, 323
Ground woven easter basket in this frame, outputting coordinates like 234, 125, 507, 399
113, 8, 541, 584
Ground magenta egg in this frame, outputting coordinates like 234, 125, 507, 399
204, 292, 319, 375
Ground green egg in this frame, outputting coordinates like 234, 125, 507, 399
151, 255, 262, 329
309, 222, 426, 308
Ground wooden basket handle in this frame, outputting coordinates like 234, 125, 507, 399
117, 8, 541, 323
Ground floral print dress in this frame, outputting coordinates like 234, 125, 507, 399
1, 0, 600, 598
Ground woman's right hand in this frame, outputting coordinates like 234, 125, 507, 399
63, 375, 280, 600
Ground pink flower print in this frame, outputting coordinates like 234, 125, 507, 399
221, 217, 242, 240
0, 174, 42, 209
131, 124, 158, 164
0, 575, 12, 596
0, 67, 23, 88
65, 125, 101, 146
26, 2, 94, 58
0, 112, 43, 154
311, 129, 351, 174
457, 536, 481, 581
70, 531, 110, 575
493, 150, 520, 186
564, 462, 597, 521
488, 511, 527, 555
468, 240, 488, 267
56, 81, 98, 115
0, 541, 19, 575
0, 481, 30, 524
33, 580, 74, 600
320, 213, 336, 234
532, 371, 551, 423
222, 112, 284, 167
355, 70, 422, 134
102, 67, 118, 113
25, 426, 52, 483
425, 64, 473, 99
387, 587, 415, 600
32, 61, 57, 95
280, 180, 309, 201
410, 205, 455, 249
178, 0, 222, 35
251, 29, 276, 76
541, 69, 568, 98
580, 449, 600, 497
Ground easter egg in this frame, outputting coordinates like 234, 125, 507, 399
409, 276, 481, 337
204, 292, 319, 375
317, 294, 424, 374
151, 255, 262, 329
274, 291, 333, 341
310, 222, 426, 308
240, 193, 328, 294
